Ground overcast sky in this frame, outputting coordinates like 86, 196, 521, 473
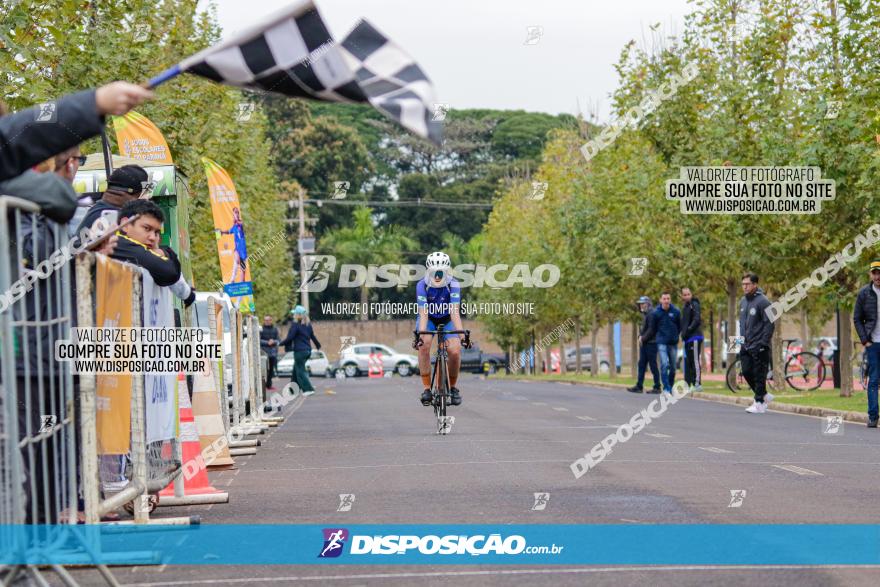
206, 0, 691, 121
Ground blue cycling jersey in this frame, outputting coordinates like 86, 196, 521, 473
416, 278, 461, 320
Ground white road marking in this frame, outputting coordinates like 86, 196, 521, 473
248, 458, 574, 473
552, 407, 569, 412
699, 447, 734, 454
577, 416, 596, 421
646, 433, 672, 439
121, 565, 880, 586
772, 464, 823, 476
531, 402, 547, 406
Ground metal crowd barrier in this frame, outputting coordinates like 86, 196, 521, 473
75, 252, 194, 527
0, 196, 131, 585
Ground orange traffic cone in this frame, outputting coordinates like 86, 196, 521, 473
159, 374, 229, 506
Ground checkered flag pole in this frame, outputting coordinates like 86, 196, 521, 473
146, 0, 442, 144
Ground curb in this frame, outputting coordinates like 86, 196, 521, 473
512, 377, 869, 424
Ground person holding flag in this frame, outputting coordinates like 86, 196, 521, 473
0, 82, 153, 182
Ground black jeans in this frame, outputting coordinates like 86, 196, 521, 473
266, 355, 277, 388
683, 339, 703, 387
740, 346, 771, 401
636, 342, 661, 390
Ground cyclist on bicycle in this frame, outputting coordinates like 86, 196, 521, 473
413, 251, 469, 406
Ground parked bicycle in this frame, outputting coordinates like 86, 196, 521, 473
726, 339, 824, 393
414, 325, 470, 435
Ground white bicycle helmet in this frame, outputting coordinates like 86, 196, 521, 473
425, 251, 452, 287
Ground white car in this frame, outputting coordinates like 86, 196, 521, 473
276, 350, 332, 378
339, 343, 418, 377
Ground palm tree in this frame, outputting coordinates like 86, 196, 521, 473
320, 207, 417, 320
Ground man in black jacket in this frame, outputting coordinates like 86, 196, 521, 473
739, 273, 775, 414
260, 315, 280, 390
76, 165, 150, 236
852, 260, 880, 427
111, 200, 195, 307
0, 82, 152, 182
628, 296, 661, 393
680, 287, 704, 391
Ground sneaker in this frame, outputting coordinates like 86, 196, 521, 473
302, 390, 315, 397
745, 401, 767, 414
692, 384, 703, 392
647, 388, 661, 394
868, 418, 878, 428
450, 387, 462, 406
420, 389, 433, 406
626, 386, 643, 393
764, 392, 775, 404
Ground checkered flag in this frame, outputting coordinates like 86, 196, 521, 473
162, 1, 442, 144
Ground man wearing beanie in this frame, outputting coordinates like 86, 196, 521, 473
75, 164, 150, 237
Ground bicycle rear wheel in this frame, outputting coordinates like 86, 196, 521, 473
725, 357, 745, 393
785, 352, 824, 391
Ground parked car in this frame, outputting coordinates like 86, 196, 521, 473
276, 350, 332, 378
431, 343, 507, 373
565, 346, 610, 373
339, 343, 419, 377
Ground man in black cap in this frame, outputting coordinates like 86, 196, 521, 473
629, 295, 661, 394
75, 164, 150, 236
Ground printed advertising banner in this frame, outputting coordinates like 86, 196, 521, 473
111, 111, 174, 164
202, 157, 255, 313
141, 269, 178, 443
95, 256, 135, 455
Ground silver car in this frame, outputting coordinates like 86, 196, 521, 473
565, 346, 610, 373
339, 343, 418, 377
276, 350, 332, 378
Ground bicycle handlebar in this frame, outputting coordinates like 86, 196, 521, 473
413, 329, 470, 336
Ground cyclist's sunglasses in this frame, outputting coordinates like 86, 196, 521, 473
72, 155, 87, 165
433, 270, 445, 280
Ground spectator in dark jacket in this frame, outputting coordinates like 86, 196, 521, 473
629, 296, 661, 393
76, 165, 150, 236
111, 200, 195, 306
0, 83, 152, 182
853, 260, 880, 427
281, 306, 321, 396
739, 273, 776, 414
260, 315, 280, 390
652, 292, 681, 394
680, 287, 704, 391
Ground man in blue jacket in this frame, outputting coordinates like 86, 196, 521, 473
652, 292, 681, 394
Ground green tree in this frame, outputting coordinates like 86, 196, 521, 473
320, 207, 417, 320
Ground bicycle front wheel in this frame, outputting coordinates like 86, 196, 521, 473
785, 352, 824, 391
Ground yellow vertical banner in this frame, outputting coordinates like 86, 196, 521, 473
111, 111, 174, 164
202, 157, 255, 313
95, 256, 136, 455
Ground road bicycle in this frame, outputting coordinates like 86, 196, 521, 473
414, 325, 470, 435
726, 339, 824, 393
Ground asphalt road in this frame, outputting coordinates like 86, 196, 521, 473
59, 374, 880, 586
